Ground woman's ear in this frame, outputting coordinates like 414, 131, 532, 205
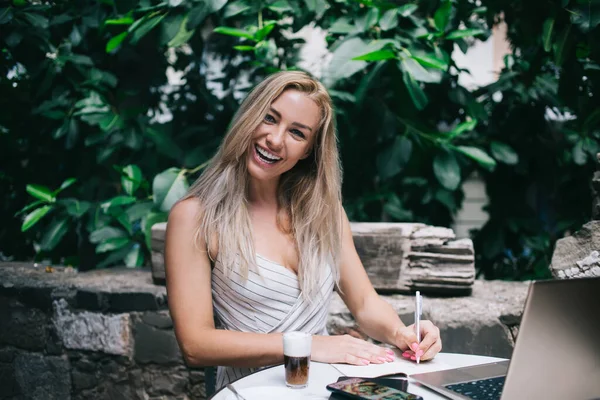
300, 147, 312, 160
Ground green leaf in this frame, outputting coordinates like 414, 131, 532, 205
60, 198, 91, 218
446, 29, 486, 40
233, 45, 255, 51
124, 244, 144, 267
329, 17, 356, 34
106, 32, 128, 52
90, 226, 128, 243
21, 205, 52, 232
101, 196, 137, 210
113, 210, 133, 234
359, 8, 379, 32
206, 0, 227, 12
329, 90, 356, 103
126, 201, 154, 222
379, 8, 398, 31
129, 13, 166, 44
0, 8, 13, 24
583, 109, 600, 133
144, 211, 168, 249
434, 1, 452, 32
376, 136, 413, 180
384, 194, 413, 221
447, 119, 477, 138
553, 24, 572, 67
433, 151, 461, 190
168, 14, 195, 47
96, 237, 131, 253
122, 165, 142, 196
402, 71, 429, 110
397, 4, 418, 17
268, 0, 293, 13
304, 0, 329, 18
187, 4, 209, 30
490, 141, 519, 165
572, 141, 587, 165
153, 168, 189, 212
324, 37, 386, 87
254, 22, 276, 41
64, 55, 94, 66
144, 127, 184, 163
15, 200, 44, 217
53, 178, 77, 195
26, 184, 55, 203
23, 12, 49, 29
456, 146, 496, 171
400, 57, 441, 83
224, 0, 253, 18
105, 16, 134, 25
542, 17, 554, 52
353, 49, 396, 61
213, 26, 254, 40
40, 217, 70, 251
411, 54, 448, 70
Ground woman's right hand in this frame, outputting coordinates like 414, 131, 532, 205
311, 335, 395, 366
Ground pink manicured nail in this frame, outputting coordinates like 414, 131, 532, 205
377, 357, 387, 363
410, 356, 416, 361
386, 349, 395, 355
387, 355, 395, 362
416, 350, 424, 357
411, 343, 419, 351
402, 352, 411, 358
362, 359, 370, 365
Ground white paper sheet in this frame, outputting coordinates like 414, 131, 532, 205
331, 350, 456, 378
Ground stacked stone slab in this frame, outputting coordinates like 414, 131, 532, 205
151, 222, 475, 295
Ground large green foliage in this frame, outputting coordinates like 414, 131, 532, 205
471, 0, 600, 279
1, 0, 597, 278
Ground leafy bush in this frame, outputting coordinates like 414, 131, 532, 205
1, 0, 597, 279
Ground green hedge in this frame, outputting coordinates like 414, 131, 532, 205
1, 0, 598, 279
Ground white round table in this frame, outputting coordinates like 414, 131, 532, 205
210, 353, 505, 400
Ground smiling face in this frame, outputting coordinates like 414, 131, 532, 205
247, 89, 321, 184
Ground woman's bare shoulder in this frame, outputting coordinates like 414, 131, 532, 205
170, 197, 203, 219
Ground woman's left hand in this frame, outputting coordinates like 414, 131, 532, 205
393, 320, 442, 362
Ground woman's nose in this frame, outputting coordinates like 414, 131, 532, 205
266, 127, 285, 150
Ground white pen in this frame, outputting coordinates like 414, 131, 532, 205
415, 291, 422, 364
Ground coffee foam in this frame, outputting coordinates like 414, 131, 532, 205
283, 332, 312, 357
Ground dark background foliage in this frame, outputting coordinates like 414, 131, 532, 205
1, 0, 598, 279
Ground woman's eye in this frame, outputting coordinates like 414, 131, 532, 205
264, 114, 276, 123
291, 129, 305, 139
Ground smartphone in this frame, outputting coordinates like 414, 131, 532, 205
326, 377, 423, 400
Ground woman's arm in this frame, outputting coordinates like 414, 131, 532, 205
337, 210, 442, 361
165, 198, 285, 368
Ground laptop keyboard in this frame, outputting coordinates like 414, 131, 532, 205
445, 376, 506, 400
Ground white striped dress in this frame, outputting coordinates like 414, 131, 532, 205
211, 254, 335, 390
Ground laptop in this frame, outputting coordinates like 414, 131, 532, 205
411, 276, 600, 400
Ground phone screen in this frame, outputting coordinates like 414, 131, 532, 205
327, 377, 423, 400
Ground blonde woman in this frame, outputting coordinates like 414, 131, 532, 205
165, 71, 442, 390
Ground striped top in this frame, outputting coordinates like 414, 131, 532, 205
211, 254, 335, 390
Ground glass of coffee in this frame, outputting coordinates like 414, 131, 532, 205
283, 331, 312, 389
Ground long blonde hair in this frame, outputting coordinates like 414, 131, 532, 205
184, 71, 342, 297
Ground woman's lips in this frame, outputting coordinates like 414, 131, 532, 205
252, 144, 280, 168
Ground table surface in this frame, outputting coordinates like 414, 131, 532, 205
210, 353, 506, 400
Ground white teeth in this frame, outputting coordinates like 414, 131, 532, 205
256, 145, 281, 161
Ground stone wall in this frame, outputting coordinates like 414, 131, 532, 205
0, 262, 529, 400
0, 263, 203, 400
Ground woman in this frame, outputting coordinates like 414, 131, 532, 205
165, 71, 442, 390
